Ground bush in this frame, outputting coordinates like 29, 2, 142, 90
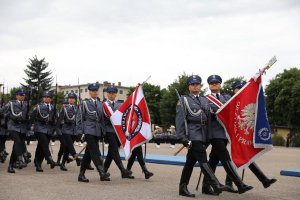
272, 134, 285, 146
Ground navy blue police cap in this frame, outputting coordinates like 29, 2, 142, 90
68, 92, 77, 99
231, 80, 246, 90
42, 91, 53, 98
106, 85, 118, 93
207, 75, 222, 84
63, 98, 69, 104
16, 89, 26, 96
88, 83, 100, 91
187, 75, 202, 85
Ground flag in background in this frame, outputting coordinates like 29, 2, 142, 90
217, 73, 273, 169
110, 84, 152, 159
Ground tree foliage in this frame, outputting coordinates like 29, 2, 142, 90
22, 56, 53, 105
127, 83, 162, 125
265, 68, 300, 129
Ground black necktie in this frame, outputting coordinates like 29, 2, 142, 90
112, 102, 115, 107
47, 104, 50, 111
216, 93, 220, 100
196, 96, 200, 102
72, 105, 75, 112
94, 101, 97, 108
20, 101, 23, 108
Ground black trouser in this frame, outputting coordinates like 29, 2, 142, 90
104, 132, 123, 170
20, 134, 27, 154
81, 134, 103, 169
180, 141, 208, 185
62, 134, 77, 163
63, 134, 76, 156
127, 145, 145, 170
208, 139, 231, 172
0, 135, 7, 152
9, 131, 23, 164
57, 134, 66, 162
34, 132, 51, 164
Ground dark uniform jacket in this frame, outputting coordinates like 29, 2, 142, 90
76, 98, 105, 137
56, 104, 78, 135
30, 103, 55, 135
176, 94, 211, 142
206, 93, 231, 140
104, 100, 121, 134
0, 100, 28, 134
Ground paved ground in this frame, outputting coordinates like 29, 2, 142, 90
0, 141, 300, 200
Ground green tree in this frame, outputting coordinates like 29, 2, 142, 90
22, 56, 53, 105
265, 68, 300, 129
160, 73, 206, 127
221, 76, 246, 96
127, 83, 162, 125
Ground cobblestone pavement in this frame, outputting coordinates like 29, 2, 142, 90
1, 142, 299, 200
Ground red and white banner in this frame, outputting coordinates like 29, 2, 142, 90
217, 72, 273, 169
110, 84, 152, 159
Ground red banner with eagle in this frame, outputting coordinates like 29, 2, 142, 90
216, 71, 273, 169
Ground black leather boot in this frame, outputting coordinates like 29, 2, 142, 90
179, 166, 194, 197
249, 162, 277, 188
223, 175, 238, 193
47, 156, 56, 169
8, 163, 15, 173
17, 156, 27, 169
141, 165, 153, 179
125, 168, 135, 179
117, 162, 133, 178
223, 161, 253, 194
200, 163, 223, 195
36, 163, 44, 172
60, 162, 68, 171
97, 165, 110, 181
78, 167, 89, 182
86, 163, 94, 170
202, 179, 220, 195
74, 154, 82, 166
179, 183, 195, 198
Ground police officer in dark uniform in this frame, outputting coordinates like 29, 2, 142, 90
230, 80, 277, 188
0, 89, 28, 173
176, 75, 223, 198
31, 91, 57, 172
202, 75, 253, 195
56, 93, 82, 171
76, 83, 110, 182
55, 98, 69, 167
103, 85, 132, 179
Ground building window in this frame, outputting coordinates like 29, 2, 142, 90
85, 88, 88, 92
119, 90, 123, 94
80, 89, 83, 93
75, 89, 78, 93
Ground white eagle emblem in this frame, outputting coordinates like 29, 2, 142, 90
238, 103, 256, 135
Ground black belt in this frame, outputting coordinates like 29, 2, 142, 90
188, 121, 207, 126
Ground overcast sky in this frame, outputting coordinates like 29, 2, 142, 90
0, 0, 299, 92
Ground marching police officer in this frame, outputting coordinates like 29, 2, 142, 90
56, 93, 81, 171
202, 75, 253, 195
103, 85, 132, 179
176, 75, 223, 198
231, 80, 277, 188
31, 91, 57, 172
55, 98, 69, 167
0, 89, 28, 173
76, 83, 110, 182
